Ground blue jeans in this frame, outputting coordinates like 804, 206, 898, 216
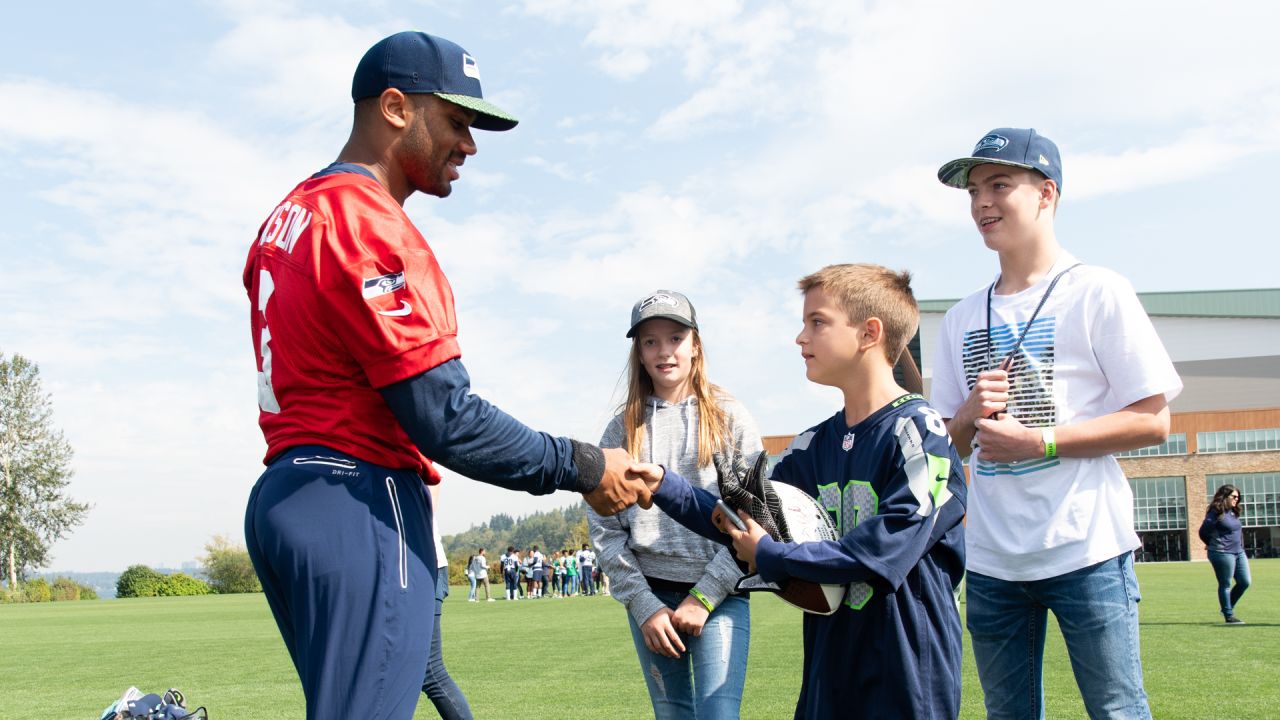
467, 574, 477, 601
1207, 550, 1251, 617
422, 568, 473, 720
581, 568, 595, 595
625, 590, 749, 720
967, 553, 1151, 720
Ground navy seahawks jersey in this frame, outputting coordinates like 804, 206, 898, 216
758, 394, 966, 719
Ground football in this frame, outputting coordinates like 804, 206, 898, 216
735, 482, 847, 615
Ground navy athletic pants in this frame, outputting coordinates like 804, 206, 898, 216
245, 446, 437, 720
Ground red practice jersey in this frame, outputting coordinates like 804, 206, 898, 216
244, 171, 460, 481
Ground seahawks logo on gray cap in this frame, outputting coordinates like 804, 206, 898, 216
639, 293, 680, 310
974, 134, 1008, 153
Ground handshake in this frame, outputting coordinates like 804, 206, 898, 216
580, 447, 666, 516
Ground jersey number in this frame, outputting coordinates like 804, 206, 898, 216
919, 406, 947, 436
256, 269, 281, 413
816, 480, 878, 610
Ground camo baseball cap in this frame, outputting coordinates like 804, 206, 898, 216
937, 128, 1062, 193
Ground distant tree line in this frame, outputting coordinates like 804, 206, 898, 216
441, 503, 593, 586
1, 575, 98, 603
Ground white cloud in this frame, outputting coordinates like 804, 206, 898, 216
208, 7, 385, 124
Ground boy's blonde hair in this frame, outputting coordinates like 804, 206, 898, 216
620, 328, 731, 469
797, 263, 919, 364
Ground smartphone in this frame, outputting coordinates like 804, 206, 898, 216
715, 499, 748, 532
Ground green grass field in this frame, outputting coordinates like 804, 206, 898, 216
3, 560, 1276, 719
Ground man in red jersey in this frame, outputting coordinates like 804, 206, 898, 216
243, 31, 650, 720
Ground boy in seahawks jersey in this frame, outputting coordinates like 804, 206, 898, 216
636, 264, 967, 719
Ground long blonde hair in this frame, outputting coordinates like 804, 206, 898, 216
621, 329, 731, 468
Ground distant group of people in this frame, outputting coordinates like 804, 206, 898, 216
463, 545, 606, 602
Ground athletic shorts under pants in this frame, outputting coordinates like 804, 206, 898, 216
245, 445, 437, 720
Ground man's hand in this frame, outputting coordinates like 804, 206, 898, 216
670, 595, 710, 637
640, 607, 686, 658
716, 510, 767, 572
974, 413, 1043, 463
584, 447, 653, 515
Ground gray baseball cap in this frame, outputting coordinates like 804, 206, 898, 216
626, 290, 698, 338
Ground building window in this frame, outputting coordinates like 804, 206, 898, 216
1197, 428, 1280, 454
1131, 476, 1187, 531
1116, 433, 1187, 458
1130, 476, 1187, 562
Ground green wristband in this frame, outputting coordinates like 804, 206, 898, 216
689, 588, 715, 613
1042, 427, 1057, 458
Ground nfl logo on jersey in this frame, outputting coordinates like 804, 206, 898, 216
841, 432, 855, 451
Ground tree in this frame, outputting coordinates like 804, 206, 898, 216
0, 353, 89, 588
116, 564, 166, 598
201, 534, 262, 594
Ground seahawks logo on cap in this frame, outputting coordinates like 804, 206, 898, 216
639, 293, 680, 310
973, 134, 1008, 154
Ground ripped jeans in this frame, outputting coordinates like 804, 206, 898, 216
625, 589, 749, 720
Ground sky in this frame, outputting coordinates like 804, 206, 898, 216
3, 1, 1277, 573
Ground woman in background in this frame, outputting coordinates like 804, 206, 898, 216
1199, 484, 1251, 624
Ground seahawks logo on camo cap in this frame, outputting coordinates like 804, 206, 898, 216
973, 134, 1008, 153
937, 127, 1064, 193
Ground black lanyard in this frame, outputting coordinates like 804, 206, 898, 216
985, 263, 1082, 372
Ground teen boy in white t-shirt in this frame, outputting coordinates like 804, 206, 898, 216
931, 128, 1182, 720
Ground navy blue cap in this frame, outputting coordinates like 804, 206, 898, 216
352, 31, 518, 132
937, 128, 1062, 193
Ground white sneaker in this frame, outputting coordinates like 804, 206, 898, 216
487, 598, 495, 602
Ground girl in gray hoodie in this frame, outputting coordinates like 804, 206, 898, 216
589, 290, 763, 720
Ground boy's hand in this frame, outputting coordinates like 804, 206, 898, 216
640, 607, 686, 658
670, 595, 710, 637
628, 462, 665, 494
716, 510, 767, 571
974, 413, 1043, 463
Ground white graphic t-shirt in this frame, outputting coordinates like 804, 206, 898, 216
931, 254, 1182, 581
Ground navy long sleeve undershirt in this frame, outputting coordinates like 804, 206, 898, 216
380, 358, 599, 494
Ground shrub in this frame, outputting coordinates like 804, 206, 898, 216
24, 578, 52, 603
116, 565, 166, 598
158, 572, 211, 597
50, 576, 80, 601
201, 535, 262, 594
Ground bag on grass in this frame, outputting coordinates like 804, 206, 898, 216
98, 686, 208, 720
